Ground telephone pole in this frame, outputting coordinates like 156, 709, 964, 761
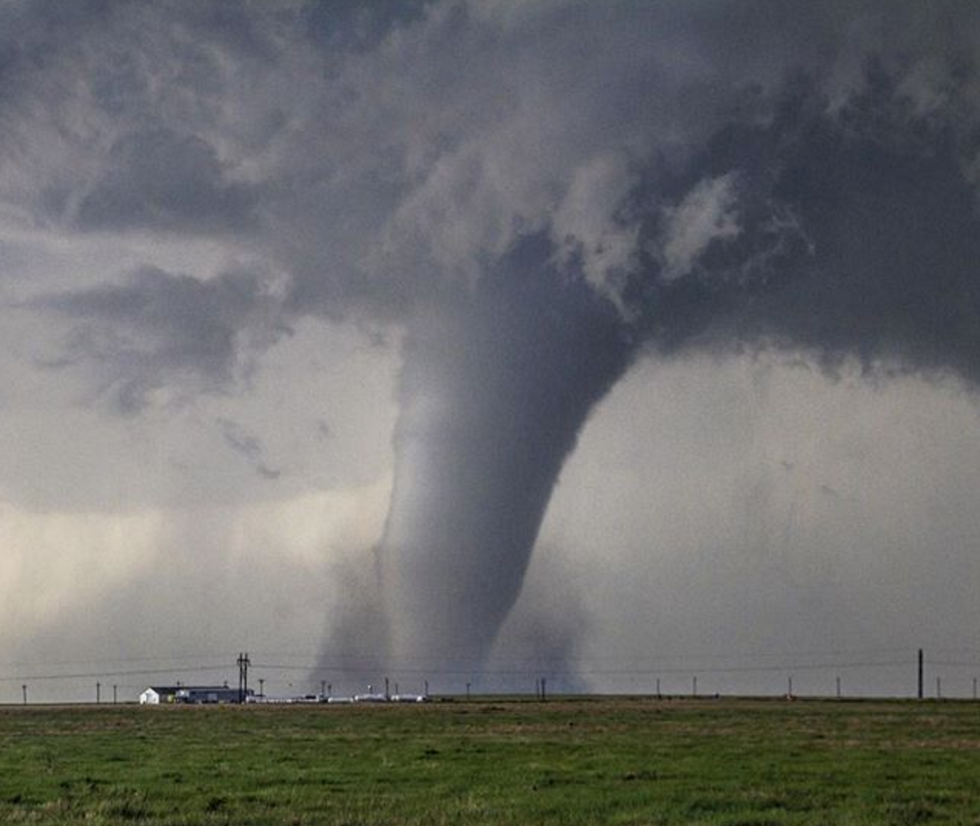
96, 682, 101, 704
237, 652, 251, 703
918, 649, 924, 700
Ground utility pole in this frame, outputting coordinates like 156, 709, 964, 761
836, 676, 841, 699
113, 685, 117, 704
541, 677, 547, 702
237, 652, 251, 703
258, 678, 265, 698
384, 677, 390, 700
321, 680, 326, 697
918, 649, 924, 700
937, 676, 941, 699
788, 676, 793, 696
692, 675, 697, 697
21, 684, 26, 705
96, 682, 101, 704
465, 682, 471, 700
656, 677, 661, 698
974, 677, 977, 701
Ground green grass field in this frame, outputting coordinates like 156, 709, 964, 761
0, 697, 978, 825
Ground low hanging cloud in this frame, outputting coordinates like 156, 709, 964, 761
675, 69, 980, 382
74, 127, 261, 235
30, 265, 289, 413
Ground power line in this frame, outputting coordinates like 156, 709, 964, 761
2, 645, 966, 677
241, 644, 928, 667
251, 658, 914, 679
928, 660, 980, 668
0, 652, 233, 670
0, 664, 229, 683
5, 649, 975, 689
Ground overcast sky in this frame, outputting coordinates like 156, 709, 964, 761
3, 0, 980, 701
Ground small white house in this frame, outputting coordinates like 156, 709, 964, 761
139, 686, 181, 705
140, 685, 248, 705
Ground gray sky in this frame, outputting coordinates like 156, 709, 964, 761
3, 0, 980, 700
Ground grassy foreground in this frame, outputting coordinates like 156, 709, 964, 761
0, 697, 978, 825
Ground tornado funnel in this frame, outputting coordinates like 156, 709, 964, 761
379, 237, 633, 667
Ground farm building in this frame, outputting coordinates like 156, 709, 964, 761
139, 686, 180, 704
139, 685, 247, 705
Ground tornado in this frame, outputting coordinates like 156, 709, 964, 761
379, 237, 633, 667
374, 55, 980, 671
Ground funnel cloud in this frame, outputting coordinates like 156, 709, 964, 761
381, 237, 632, 665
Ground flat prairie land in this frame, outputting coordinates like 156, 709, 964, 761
0, 697, 979, 825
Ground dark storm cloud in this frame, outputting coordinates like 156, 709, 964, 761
299, 0, 429, 53
630, 65, 980, 387
31, 266, 288, 413
6, 0, 980, 680
0, 0, 291, 238
75, 128, 260, 234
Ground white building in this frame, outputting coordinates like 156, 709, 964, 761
139, 685, 246, 705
